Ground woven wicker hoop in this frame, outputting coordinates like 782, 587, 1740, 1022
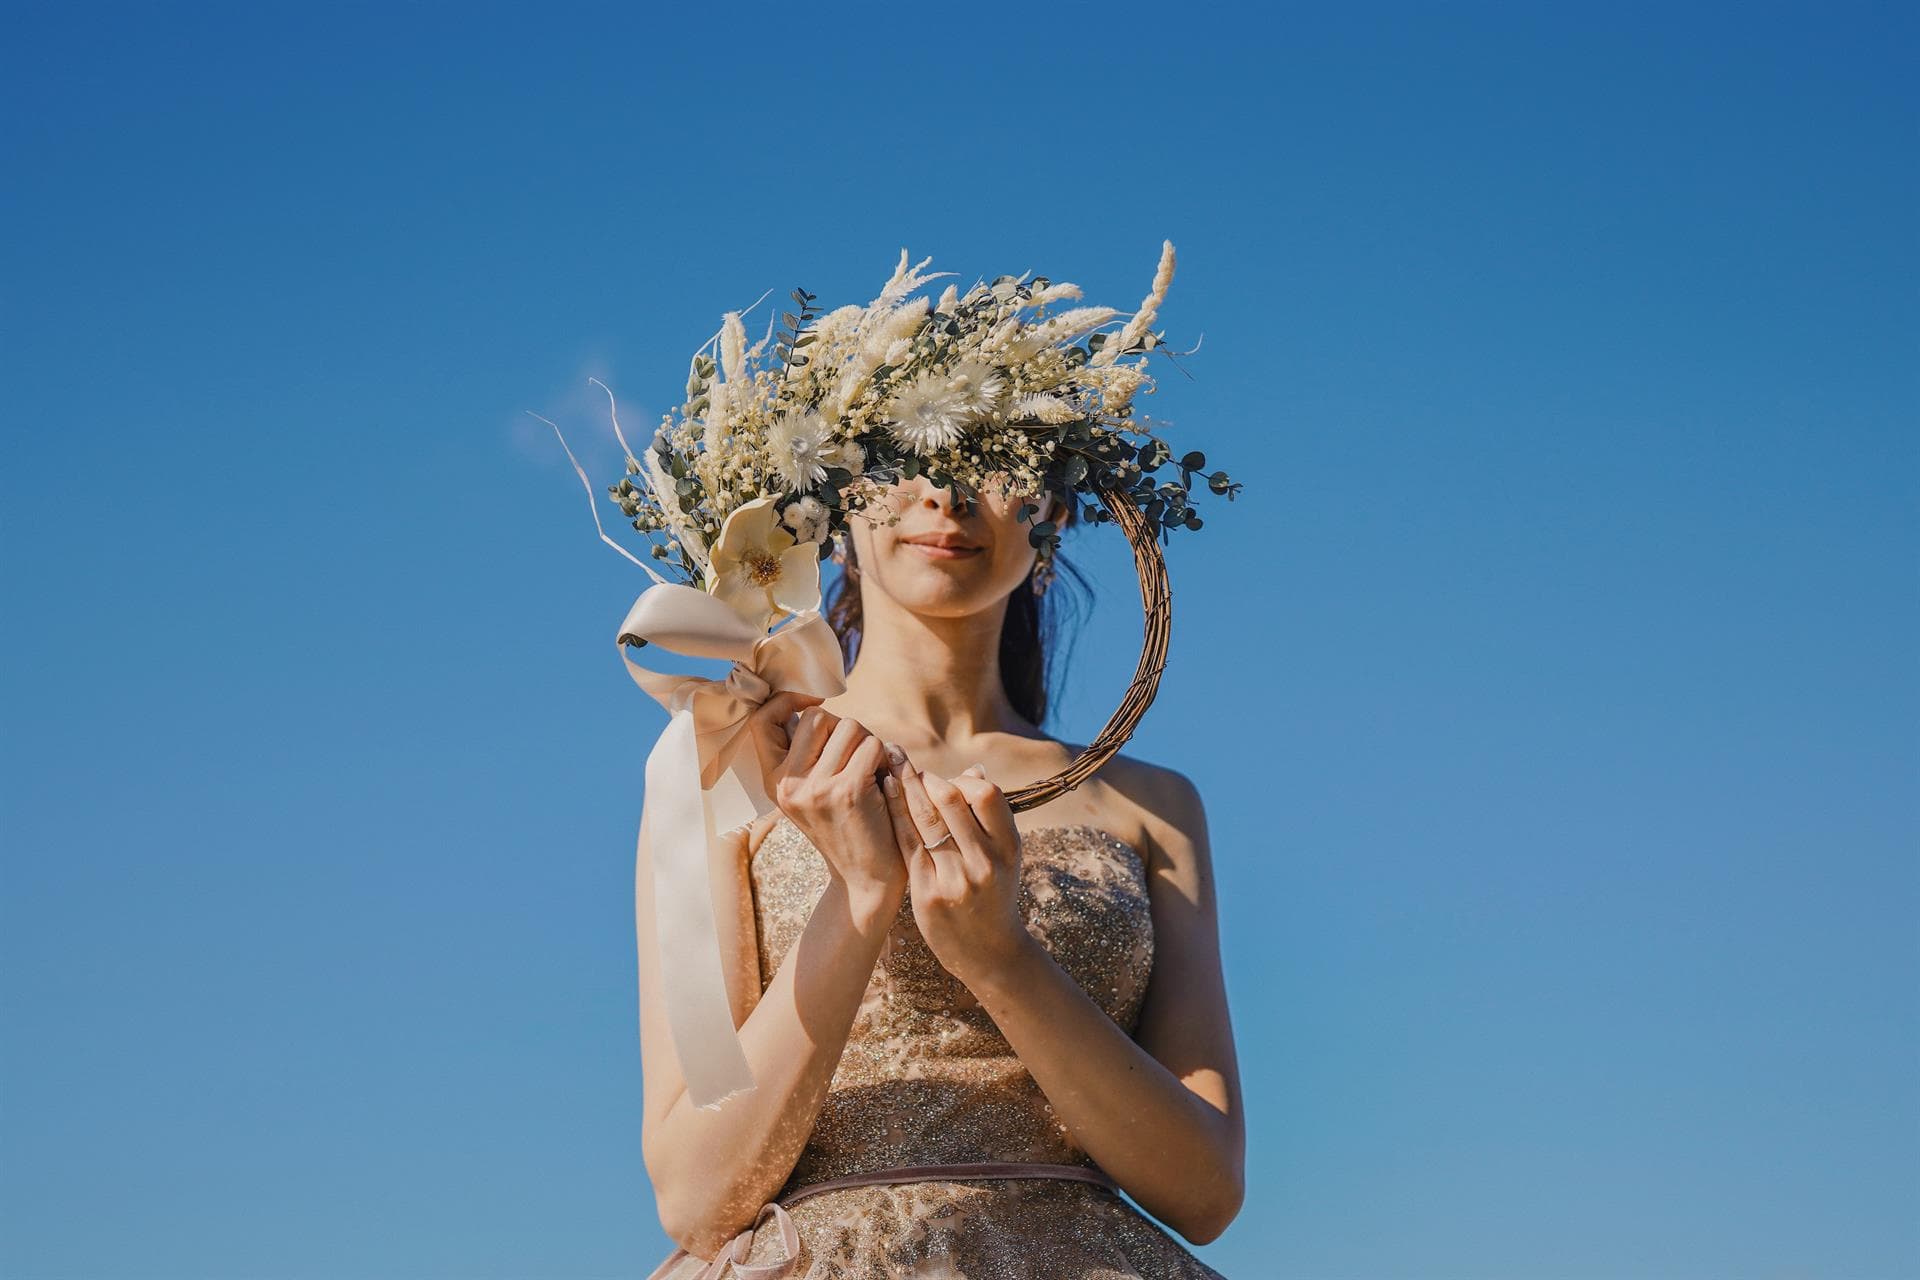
1005, 483, 1171, 813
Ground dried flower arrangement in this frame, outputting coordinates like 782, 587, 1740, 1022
568, 240, 1239, 637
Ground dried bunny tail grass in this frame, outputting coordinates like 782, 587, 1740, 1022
1008, 390, 1081, 424
808, 303, 866, 344
1025, 281, 1083, 307
870, 248, 957, 315
718, 312, 748, 384
987, 305, 1118, 364
701, 385, 728, 463
862, 295, 932, 360
1089, 240, 1176, 369
1026, 305, 1120, 347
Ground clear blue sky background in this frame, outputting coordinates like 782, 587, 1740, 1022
4, 4, 1914, 1278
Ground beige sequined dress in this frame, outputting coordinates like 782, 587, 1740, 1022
648, 812, 1229, 1280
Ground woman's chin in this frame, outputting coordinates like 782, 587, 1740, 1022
887, 567, 1004, 614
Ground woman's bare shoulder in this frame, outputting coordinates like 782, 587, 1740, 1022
1100, 752, 1205, 843
1035, 742, 1206, 871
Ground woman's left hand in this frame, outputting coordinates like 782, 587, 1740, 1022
879, 747, 1034, 988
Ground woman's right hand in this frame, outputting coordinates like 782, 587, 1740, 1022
745, 692, 906, 921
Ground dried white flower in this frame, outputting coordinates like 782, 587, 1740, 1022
823, 440, 867, 474
781, 494, 830, 545
764, 408, 831, 494
882, 371, 972, 455
944, 358, 1012, 423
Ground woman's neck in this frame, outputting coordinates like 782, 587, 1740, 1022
833, 589, 1032, 747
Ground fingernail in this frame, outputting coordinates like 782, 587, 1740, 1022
965, 762, 987, 777
884, 742, 906, 770
883, 774, 899, 796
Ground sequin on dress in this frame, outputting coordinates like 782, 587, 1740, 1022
651, 812, 1229, 1279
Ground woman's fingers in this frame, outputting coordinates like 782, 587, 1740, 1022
811, 714, 868, 779
745, 691, 825, 783
919, 770, 994, 886
895, 760, 967, 896
881, 770, 931, 871
892, 753, 946, 841
839, 734, 887, 786
779, 705, 836, 779
951, 767, 1020, 871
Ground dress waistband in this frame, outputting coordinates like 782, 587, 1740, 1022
646, 1160, 1121, 1280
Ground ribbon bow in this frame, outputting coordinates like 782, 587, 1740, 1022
619, 582, 847, 1110
644, 1201, 801, 1280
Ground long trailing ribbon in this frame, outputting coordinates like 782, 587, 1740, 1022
534, 401, 847, 1108
619, 583, 848, 1110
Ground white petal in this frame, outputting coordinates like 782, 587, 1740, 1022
713, 496, 780, 566
712, 570, 775, 632
770, 545, 823, 614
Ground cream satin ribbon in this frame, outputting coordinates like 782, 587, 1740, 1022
619, 582, 848, 1110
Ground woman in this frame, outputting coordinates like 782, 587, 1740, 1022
639, 471, 1245, 1279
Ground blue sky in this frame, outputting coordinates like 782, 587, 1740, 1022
3, 3, 1914, 1277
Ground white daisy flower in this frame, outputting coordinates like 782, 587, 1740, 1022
763, 409, 831, 493
881, 372, 972, 456
944, 358, 1011, 424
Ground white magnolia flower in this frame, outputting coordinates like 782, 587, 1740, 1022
781, 494, 830, 545
764, 409, 831, 494
704, 496, 822, 632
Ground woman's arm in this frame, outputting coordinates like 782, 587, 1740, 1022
893, 761, 1246, 1245
635, 808, 901, 1259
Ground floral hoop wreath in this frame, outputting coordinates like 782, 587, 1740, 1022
537, 242, 1240, 1109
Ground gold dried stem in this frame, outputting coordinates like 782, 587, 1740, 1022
1004, 486, 1171, 813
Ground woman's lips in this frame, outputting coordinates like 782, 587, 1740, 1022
902, 541, 982, 560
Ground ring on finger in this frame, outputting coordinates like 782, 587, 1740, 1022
923, 827, 955, 850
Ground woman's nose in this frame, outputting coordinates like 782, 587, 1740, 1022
918, 480, 971, 514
